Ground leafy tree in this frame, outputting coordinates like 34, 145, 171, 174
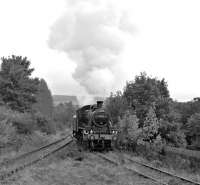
118, 111, 139, 135
172, 98, 200, 125
116, 111, 141, 150
34, 112, 56, 134
159, 119, 186, 147
33, 79, 53, 118
0, 55, 39, 112
123, 72, 170, 126
142, 106, 159, 142
186, 113, 200, 146
53, 102, 76, 129
104, 91, 128, 124
0, 108, 16, 147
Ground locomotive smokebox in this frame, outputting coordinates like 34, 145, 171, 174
97, 101, 103, 108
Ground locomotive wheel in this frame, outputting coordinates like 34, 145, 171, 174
101, 138, 105, 150
89, 140, 95, 151
82, 140, 89, 150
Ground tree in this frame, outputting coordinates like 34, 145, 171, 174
142, 106, 159, 142
186, 113, 200, 146
123, 72, 170, 126
104, 91, 128, 124
159, 119, 186, 147
53, 102, 76, 129
33, 79, 53, 118
117, 111, 141, 150
118, 111, 139, 135
0, 55, 39, 112
171, 98, 200, 125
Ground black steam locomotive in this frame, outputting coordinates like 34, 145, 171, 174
72, 101, 117, 150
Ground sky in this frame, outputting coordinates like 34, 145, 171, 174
0, 0, 200, 102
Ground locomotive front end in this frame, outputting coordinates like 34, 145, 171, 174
73, 100, 117, 151
83, 101, 118, 150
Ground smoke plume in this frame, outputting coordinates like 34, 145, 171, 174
48, 0, 134, 97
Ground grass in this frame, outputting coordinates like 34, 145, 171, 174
126, 145, 200, 183
1, 142, 157, 185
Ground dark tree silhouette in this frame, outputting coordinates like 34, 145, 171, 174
33, 79, 53, 118
0, 55, 39, 112
123, 72, 170, 126
105, 91, 128, 124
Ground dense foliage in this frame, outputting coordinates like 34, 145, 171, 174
123, 72, 170, 126
142, 106, 159, 142
186, 113, 200, 146
104, 91, 128, 124
33, 79, 54, 118
53, 102, 76, 130
0, 55, 39, 112
0, 54, 199, 150
106, 72, 189, 148
0, 55, 74, 142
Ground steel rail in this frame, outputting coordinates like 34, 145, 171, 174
96, 153, 200, 185
1, 134, 71, 167
124, 154, 200, 185
96, 153, 167, 185
0, 136, 73, 181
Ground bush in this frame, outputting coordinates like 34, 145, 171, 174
0, 106, 25, 151
0, 119, 16, 148
34, 112, 56, 134
12, 113, 35, 134
116, 111, 142, 151
0, 105, 55, 135
159, 119, 186, 147
53, 102, 76, 129
105, 91, 128, 124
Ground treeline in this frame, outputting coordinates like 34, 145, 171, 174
0, 55, 75, 148
105, 72, 200, 149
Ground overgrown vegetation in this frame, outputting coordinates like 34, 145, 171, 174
105, 72, 200, 163
53, 102, 76, 130
106, 72, 186, 148
0, 55, 75, 153
0, 55, 39, 112
0, 55, 199, 174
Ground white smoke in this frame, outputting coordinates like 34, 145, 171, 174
48, 0, 134, 97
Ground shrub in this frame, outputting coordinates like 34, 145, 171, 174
12, 113, 35, 134
142, 106, 159, 143
116, 111, 142, 150
0, 55, 39, 112
105, 91, 128, 124
159, 119, 186, 147
0, 119, 16, 148
53, 102, 76, 129
34, 112, 56, 134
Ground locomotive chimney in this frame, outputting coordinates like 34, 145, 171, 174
97, 101, 103, 108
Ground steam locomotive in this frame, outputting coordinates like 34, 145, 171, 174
72, 101, 117, 150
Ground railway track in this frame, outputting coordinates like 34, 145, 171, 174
0, 134, 73, 181
96, 153, 200, 185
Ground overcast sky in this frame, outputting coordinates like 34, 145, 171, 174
0, 0, 200, 102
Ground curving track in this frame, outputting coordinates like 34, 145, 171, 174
96, 153, 200, 185
0, 135, 73, 181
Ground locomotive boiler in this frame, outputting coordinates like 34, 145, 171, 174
72, 101, 117, 150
